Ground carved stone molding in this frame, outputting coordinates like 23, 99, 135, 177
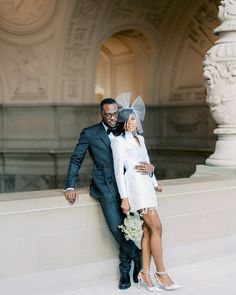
73, 0, 102, 23
194, 1, 219, 42
4, 42, 51, 100
204, 37, 236, 123
171, 87, 205, 103
171, 120, 201, 134
67, 0, 105, 46
61, 79, 85, 102
110, 0, 173, 30
62, 46, 89, 101
204, 57, 236, 124
169, 110, 208, 135
215, 0, 236, 33
0, 0, 56, 35
63, 47, 88, 80
62, 0, 105, 101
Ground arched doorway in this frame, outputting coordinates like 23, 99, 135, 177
95, 29, 153, 102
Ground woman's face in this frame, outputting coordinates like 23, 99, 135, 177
124, 113, 136, 132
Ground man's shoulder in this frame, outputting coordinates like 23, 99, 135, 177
82, 122, 102, 133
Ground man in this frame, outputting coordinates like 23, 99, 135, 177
64, 98, 155, 289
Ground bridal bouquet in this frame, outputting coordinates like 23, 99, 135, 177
118, 213, 143, 241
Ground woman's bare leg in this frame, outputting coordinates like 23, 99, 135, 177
139, 222, 154, 287
141, 210, 173, 286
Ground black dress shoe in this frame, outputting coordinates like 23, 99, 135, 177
133, 256, 142, 283
118, 272, 131, 290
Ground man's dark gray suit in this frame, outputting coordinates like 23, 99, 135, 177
65, 121, 141, 281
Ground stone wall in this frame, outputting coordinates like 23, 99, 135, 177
0, 104, 216, 192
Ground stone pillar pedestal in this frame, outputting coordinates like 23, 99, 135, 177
194, 0, 236, 177
193, 165, 236, 177
206, 128, 236, 166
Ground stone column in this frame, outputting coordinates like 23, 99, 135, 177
194, 0, 236, 176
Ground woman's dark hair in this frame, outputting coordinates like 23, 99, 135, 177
118, 108, 134, 123
116, 108, 136, 136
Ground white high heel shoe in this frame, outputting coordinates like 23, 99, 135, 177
154, 271, 182, 291
138, 269, 163, 292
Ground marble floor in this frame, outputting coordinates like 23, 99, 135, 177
58, 253, 236, 295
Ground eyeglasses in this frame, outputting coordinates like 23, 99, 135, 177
102, 111, 119, 119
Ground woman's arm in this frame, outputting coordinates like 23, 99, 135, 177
140, 135, 159, 188
111, 137, 128, 199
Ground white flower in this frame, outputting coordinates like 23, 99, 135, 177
118, 213, 143, 241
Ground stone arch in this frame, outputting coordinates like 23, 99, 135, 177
157, 0, 219, 105
93, 25, 157, 103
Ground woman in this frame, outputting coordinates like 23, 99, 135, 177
111, 95, 181, 292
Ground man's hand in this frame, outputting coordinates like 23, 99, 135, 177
121, 198, 130, 214
64, 190, 77, 204
135, 161, 155, 175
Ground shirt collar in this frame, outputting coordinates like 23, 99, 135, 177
102, 122, 108, 131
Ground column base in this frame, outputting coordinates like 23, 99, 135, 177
192, 164, 236, 177
205, 129, 236, 166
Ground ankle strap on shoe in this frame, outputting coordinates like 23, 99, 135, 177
156, 270, 167, 275
141, 269, 150, 274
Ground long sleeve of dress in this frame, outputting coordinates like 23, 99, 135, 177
111, 137, 128, 199
140, 136, 159, 188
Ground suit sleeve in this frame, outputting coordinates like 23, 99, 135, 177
111, 137, 128, 199
64, 130, 89, 189
140, 136, 159, 188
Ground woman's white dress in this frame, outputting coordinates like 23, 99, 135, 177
111, 131, 158, 212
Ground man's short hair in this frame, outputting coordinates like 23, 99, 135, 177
100, 98, 117, 111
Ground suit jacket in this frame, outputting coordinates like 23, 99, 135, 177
65, 122, 120, 201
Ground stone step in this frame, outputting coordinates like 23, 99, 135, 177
0, 235, 235, 295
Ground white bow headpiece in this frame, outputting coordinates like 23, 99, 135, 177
116, 92, 146, 133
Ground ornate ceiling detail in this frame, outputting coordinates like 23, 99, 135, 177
67, 0, 104, 47
110, 0, 174, 30
188, 0, 219, 50
62, 0, 105, 101
0, 0, 56, 35
73, 0, 101, 23
170, 0, 220, 103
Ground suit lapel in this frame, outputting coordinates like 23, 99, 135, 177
96, 122, 111, 149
